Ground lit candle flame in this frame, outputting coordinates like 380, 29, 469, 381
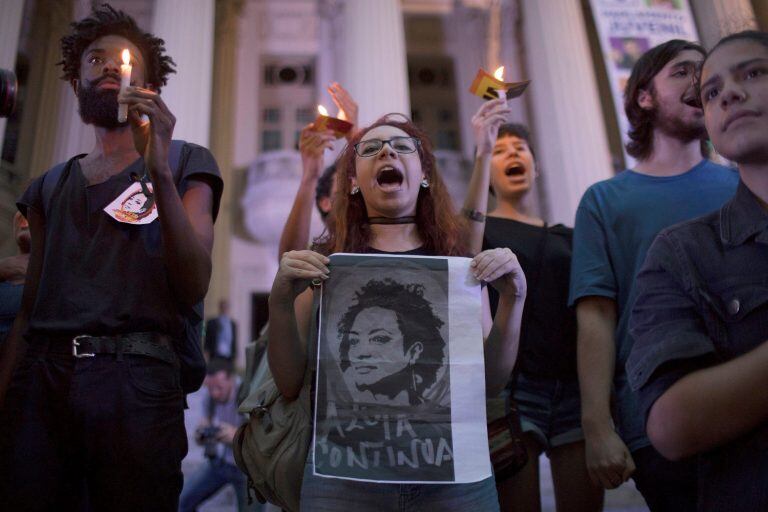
493, 66, 504, 81
122, 49, 131, 66
317, 105, 329, 116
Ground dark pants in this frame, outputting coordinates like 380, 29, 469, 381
632, 445, 698, 512
0, 345, 187, 512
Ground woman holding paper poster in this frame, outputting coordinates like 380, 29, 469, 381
268, 113, 526, 511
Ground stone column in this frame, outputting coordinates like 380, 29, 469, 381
521, 0, 613, 226
0, 0, 25, 257
338, 0, 410, 126
690, 0, 757, 49
0, 0, 25, 147
205, 0, 242, 335
151, 0, 215, 146
51, 0, 97, 164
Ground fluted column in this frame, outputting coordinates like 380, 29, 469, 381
151, 0, 214, 146
51, 0, 96, 164
0, 0, 24, 257
690, 0, 757, 48
0, 0, 24, 148
522, 0, 613, 225
205, 0, 241, 340
338, 0, 410, 125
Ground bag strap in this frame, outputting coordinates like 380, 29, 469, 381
305, 286, 321, 383
504, 223, 549, 431
510, 222, 549, 387
42, 157, 82, 219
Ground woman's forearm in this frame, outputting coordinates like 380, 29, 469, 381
267, 297, 307, 400
484, 293, 524, 396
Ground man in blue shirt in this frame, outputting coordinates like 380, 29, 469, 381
569, 39, 738, 511
629, 30, 768, 511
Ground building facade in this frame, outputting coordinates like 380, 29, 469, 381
0, 0, 764, 366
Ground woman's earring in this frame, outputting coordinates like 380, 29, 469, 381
350, 185, 360, 195
420, 178, 429, 189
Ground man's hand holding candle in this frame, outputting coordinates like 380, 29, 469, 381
118, 86, 176, 180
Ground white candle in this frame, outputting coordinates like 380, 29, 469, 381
118, 49, 131, 123
493, 66, 507, 104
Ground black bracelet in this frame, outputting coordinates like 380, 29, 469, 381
462, 208, 486, 223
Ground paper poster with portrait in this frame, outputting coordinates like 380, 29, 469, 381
103, 181, 158, 225
312, 253, 491, 484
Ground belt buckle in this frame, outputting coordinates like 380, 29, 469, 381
72, 335, 95, 358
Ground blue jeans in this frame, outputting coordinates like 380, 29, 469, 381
179, 458, 262, 512
513, 373, 583, 451
300, 458, 500, 511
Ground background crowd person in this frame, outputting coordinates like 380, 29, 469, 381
180, 359, 261, 512
205, 299, 238, 363
629, 29, 768, 511
478, 123, 603, 511
0, 212, 30, 344
268, 112, 526, 511
0, 5, 222, 510
569, 39, 738, 510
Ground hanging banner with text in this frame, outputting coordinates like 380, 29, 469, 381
589, 0, 700, 166
312, 253, 491, 484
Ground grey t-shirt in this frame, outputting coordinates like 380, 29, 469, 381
17, 142, 223, 339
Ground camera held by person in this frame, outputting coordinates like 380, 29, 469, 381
195, 425, 223, 460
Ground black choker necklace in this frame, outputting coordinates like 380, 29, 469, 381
367, 216, 417, 225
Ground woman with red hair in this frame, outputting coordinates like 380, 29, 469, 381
268, 112, 527, 511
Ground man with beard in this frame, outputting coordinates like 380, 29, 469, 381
0, 4, 222, 511
569, 40, 738, 511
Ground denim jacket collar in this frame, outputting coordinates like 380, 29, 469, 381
720, 180, 768, 246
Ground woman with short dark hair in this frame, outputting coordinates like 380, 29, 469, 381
474, 123, 603, 511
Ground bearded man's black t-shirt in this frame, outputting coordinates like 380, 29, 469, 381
17, 142, 222, 338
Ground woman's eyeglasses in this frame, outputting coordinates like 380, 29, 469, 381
353, 136, 420, 158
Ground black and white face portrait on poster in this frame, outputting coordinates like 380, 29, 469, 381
313, 254, 492, 484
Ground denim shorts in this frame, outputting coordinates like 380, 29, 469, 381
300, 457, 500, 512
512, 372, 583, 451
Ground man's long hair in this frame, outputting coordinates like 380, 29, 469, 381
59, 3, 175, 91
315, 115, 466, 256
624, 39, 705, 160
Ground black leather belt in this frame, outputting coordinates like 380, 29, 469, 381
29, 332, 177, 365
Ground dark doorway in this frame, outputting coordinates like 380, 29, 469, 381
251, 293, 270, 342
